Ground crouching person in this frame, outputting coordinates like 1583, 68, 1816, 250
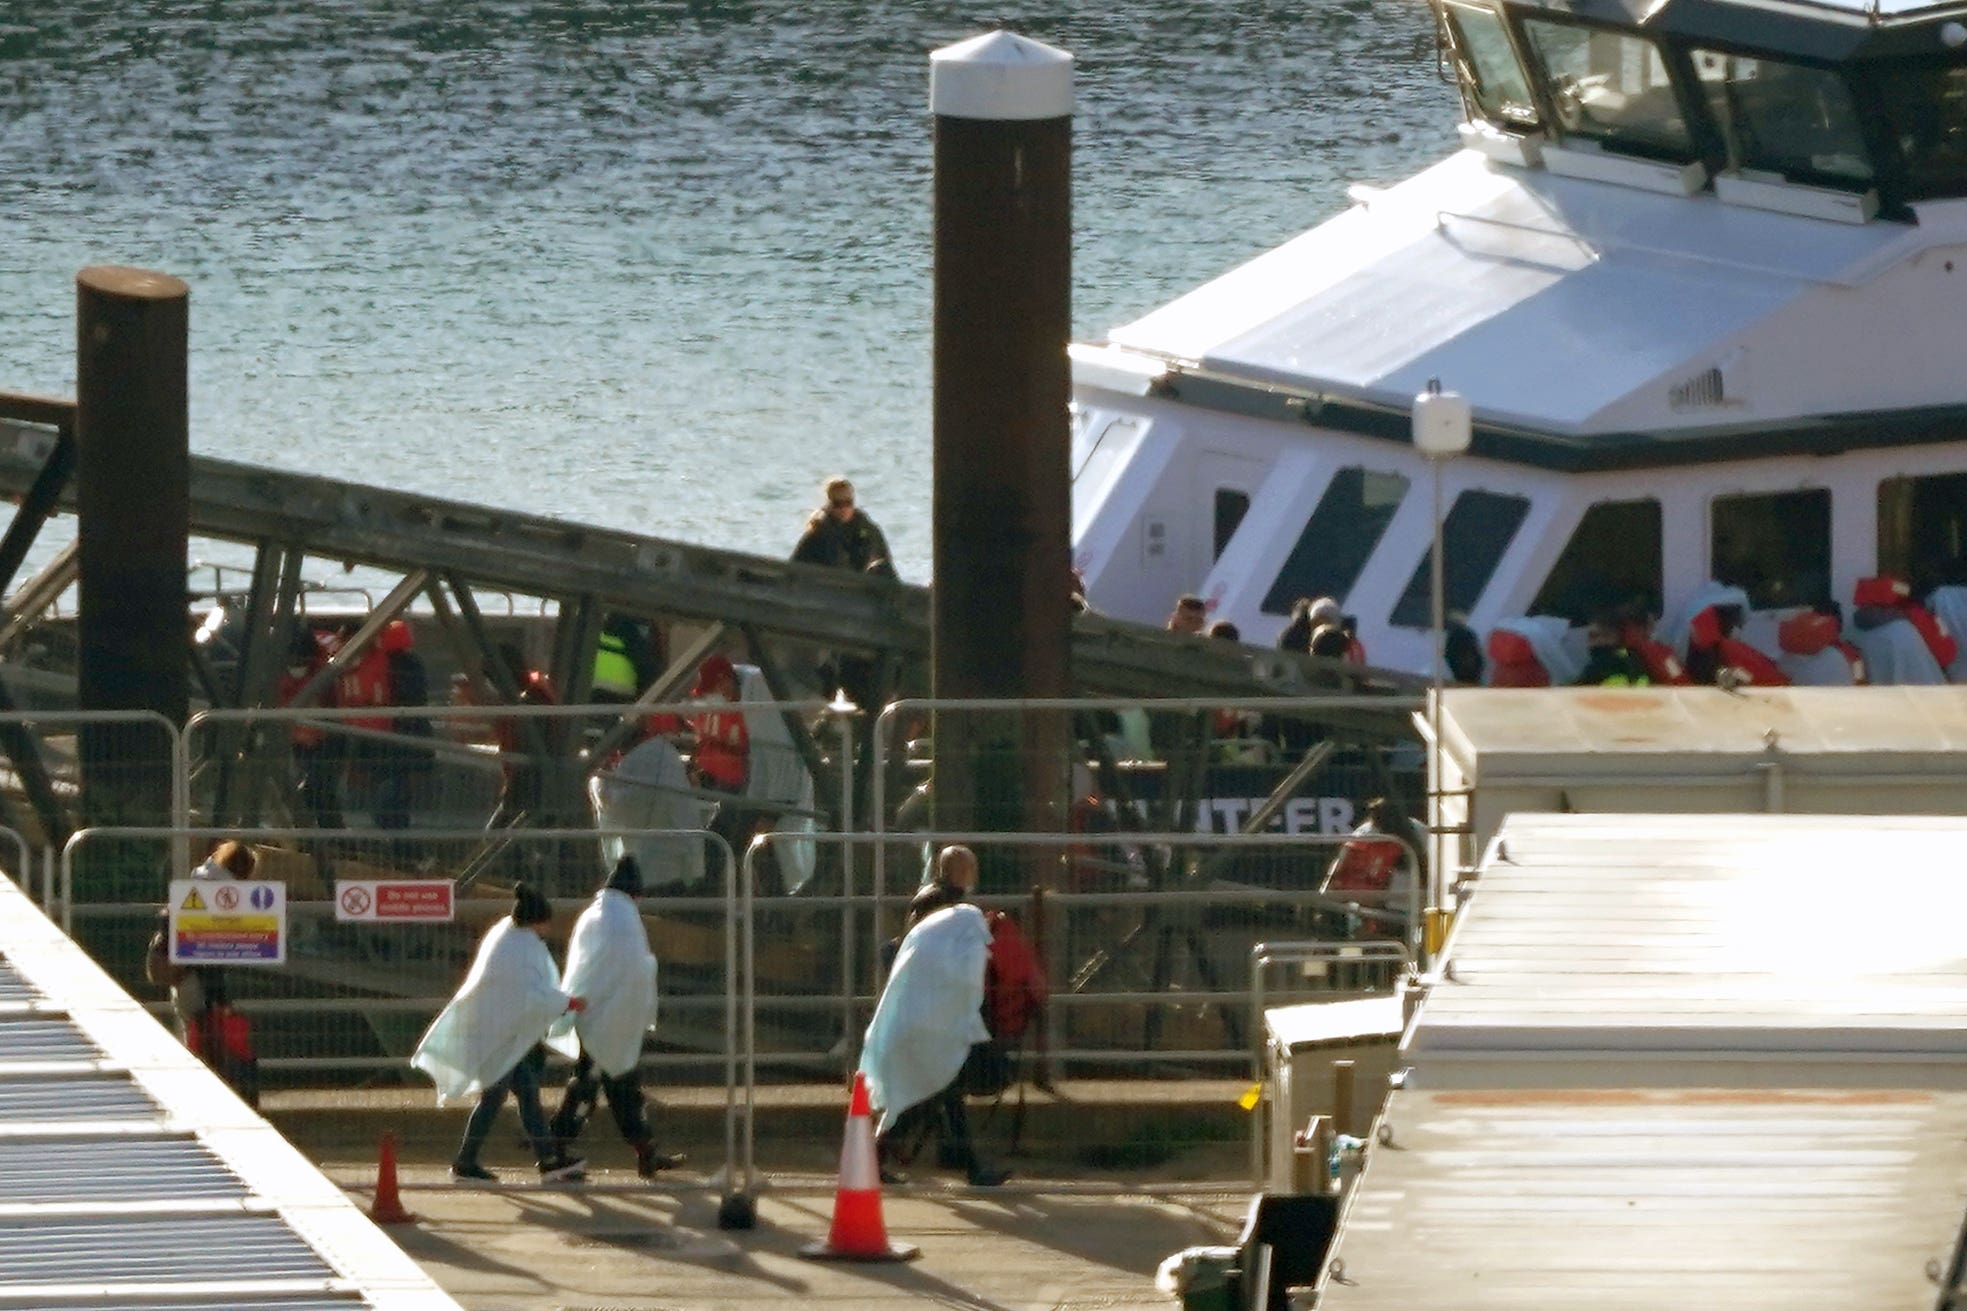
413, 883, 587, 1183
861, 892, 1009, 1188
545, 856, 685, 1177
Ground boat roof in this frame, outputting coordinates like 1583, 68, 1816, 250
1540, 0, 1967, 61
1316, 812, 1967, 1308
1097, 150, 1967, 469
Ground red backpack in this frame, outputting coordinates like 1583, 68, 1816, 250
984, 911, 1048, 1042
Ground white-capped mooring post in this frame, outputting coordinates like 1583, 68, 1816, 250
927, 32, 1075, 893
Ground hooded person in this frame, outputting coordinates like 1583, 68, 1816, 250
1851, 576, 1949, 685
544, 857, 684, 1177
412, 883, 587, 1183
859, 894, 1009, 1187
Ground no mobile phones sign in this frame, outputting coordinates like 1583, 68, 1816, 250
335, 879, 455, 923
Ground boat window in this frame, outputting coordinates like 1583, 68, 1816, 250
1390, 489, 1532, 629
1528, 498, 1663, 625
1214, 488, 1250, 561
1876, 62, 1967, 201
1259, 468, 1409, 616
1519, 17, 1696, 162
1690, 50, 1873, 190
1710, 488, 1831, 608
1444, 2, 1539, 130
1878, 472, 1967, 589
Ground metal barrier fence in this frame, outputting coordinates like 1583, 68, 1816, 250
184, 700, 844, 897
726, 827, 1422, 1204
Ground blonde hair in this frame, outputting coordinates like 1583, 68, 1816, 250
822, 476, 854, 504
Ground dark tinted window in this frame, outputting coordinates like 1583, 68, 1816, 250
1214, 488, 1250, 561
1711, 488, 1830, 608
1877, 62, 1967, 201
1529, 499, 1663, 624
1879, 473, 1967, 590
1691, 50, 1872, 190
1260, 468, 1409, 615
1390, 490, 1532, 628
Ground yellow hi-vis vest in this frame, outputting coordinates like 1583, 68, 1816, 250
592, 631, 637, 698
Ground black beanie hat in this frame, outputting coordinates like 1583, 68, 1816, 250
512, 882, 552, 926
605, 854, 644, 898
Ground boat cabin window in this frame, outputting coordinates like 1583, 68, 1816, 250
1528, 498, 1663, 625
1519, 17, 1697, 163
1691, 51, 1873, 190
1877, 63, 1967, 201
1444, 1, 1539, 130
1878, 472, 1967, 588
1389, 489, 1532, 628
1214, 488, 1250, 561
1710, 488, 1831, 608
1260, 467, 1409, 615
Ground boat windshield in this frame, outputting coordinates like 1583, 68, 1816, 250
1520, 17, 1697, 162
1445, 1, 1539, 129
1692, 50, 1873, 189
1877, 61, 1967, 201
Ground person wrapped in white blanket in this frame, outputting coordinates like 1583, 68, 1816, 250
412, 883, 587, 1183
859, 845, 1010, 1187
544, 856, 684, 1177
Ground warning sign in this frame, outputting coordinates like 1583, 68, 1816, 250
169, 878, 286, 966
334, 879, 455, 923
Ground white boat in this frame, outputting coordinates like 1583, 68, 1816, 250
1070, 0, 1967, 682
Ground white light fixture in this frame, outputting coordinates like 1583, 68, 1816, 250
1412, 382, 1472, 459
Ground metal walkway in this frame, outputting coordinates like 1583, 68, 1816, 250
0, 860, 460, 1310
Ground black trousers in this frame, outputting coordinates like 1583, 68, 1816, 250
550, 1050, 651, 1146
878, 1080, 976, 1174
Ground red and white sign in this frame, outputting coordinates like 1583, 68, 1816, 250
334, 879, 455, 923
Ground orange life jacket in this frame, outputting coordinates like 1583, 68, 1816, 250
692, 705, 748, 791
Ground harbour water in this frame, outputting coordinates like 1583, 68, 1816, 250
0, 2, 1456, 582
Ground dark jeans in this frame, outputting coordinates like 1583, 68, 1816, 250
878, 1080, 976, 1175
458, 1046, 555, 1167
550, 1050, 652, 1147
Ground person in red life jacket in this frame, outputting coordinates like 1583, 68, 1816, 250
488, 644, 558, 832
332, 620, 397, 824
1575, 617, 1652, 687
1777, 603, 1866, 686
1320, 797, 1425, 941
1850, 576, 1950, 684
1684, 602, 1788, 687
1615, 601, 1688, 686
688, 654, 748, 793
374, 620, 432, 846
278, 627, 344, 828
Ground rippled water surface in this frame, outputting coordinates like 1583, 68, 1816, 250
0, 1, 1457, 579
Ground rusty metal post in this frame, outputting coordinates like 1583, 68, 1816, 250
928, 31, 1075, 893
75, 266, 189, 836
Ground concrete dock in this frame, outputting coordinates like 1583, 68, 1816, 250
272, 1082, 1256, 1311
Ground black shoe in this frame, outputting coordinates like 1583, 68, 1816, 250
539, 1153, 587, 1183
635, 1144, 686, 1178
878, 1166, 909, 1186
967, 1165, 1011, 1187
451, 1160, 497, 1183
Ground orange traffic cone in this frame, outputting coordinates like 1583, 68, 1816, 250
369, 1131, 415, 1225
799, 1071, 919, 1262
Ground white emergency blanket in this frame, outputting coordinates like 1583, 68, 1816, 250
1659, 582, 1749, 658
1851, 617, 1948, 685
590, 735, 712, 888
411, 917, 568, 1102
859, 903, 990, 1134
1779, 645, 1859, 687
545, 888, 658, 1077
738, 665, 818, 892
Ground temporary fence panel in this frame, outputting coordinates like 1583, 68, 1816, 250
728, 828, 1422, 1204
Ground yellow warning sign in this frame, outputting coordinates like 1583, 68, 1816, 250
180, 888, 206, 911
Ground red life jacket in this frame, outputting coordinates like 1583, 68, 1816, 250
692, 705, 749, 791
1620, 623, 1688, 685
983, 911, 1048, 1041
1717, 637, 1789, 687
1905, 605, 1958, 671
335, 644, 393, 732
1486, 629, 1550, 687
1834, 639, 1867, 685
1327, 834, 1403, 895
